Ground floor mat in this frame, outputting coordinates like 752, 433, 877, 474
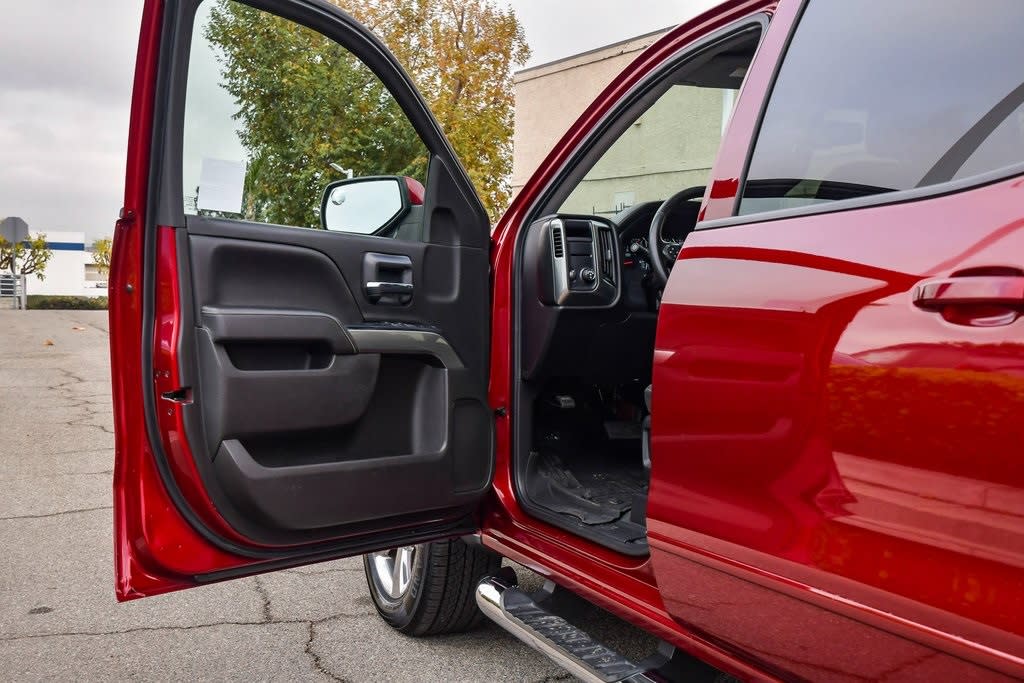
525, 450, 648, 526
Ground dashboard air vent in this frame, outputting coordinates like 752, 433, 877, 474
598, 226, 615, 285
551, 225, 564, 258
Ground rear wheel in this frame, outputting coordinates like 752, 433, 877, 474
363, 539, 502, 636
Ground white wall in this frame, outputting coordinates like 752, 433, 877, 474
22, 231, 106, 298
511, 30, 669, 197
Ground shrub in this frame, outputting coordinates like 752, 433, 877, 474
26, 295, 108, 310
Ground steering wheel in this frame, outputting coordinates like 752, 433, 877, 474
648, 185, 706, 287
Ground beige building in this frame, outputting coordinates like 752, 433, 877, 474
512, 29, 736, 217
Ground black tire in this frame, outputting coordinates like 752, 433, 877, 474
363, 539, 502, 636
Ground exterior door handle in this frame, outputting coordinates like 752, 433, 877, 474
913, 275, 1024, 326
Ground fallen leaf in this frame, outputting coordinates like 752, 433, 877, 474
43, 339, 54, 346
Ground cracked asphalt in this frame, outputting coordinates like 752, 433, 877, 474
0, 310, 655, 682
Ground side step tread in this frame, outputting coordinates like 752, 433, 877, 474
506, 597, 641, 680
477, 573, 649, 683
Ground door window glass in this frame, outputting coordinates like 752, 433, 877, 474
557, 28, 761, 218
738, 0, 1024, 216
559, 86, 739, 217
182, 0, 429, 234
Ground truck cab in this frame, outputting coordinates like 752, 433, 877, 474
110, 0, 1024, 679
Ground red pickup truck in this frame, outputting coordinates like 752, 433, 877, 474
111, 0, 1024, 679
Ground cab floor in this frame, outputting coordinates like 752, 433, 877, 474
523, 446, 649, 550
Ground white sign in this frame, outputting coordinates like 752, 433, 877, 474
197, 158, 247, 214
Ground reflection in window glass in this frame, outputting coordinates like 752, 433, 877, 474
559, 84, 739, 217
183, 0, 428, 230
739, 0, 1024, 216
555, 28, 761, 219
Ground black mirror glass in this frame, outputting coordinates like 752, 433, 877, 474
320, 177, 407, 234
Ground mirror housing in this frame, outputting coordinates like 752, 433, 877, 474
320, 175, 424, 234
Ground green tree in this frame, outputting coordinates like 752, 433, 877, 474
92, 238, 112, 275
205, 0, 529, 225
0, 234, 52, 280
348, 0, 531, 222
206, 2, 429, 228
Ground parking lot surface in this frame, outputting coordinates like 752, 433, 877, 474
0, 310, 653, 681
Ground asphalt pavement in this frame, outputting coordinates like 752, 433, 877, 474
0, 310, 654, 682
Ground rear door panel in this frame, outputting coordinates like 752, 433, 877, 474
650, 182, 1024, 677
113, 0, 493, 598
647, 0, 1024, 674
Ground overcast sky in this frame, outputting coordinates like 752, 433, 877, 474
0, 0, 717, 241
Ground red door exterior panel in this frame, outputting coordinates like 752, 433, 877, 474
649, 175, 1024, 678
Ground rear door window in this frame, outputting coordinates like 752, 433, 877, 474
738, 0, 1024, 216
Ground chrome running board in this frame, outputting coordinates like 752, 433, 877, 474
476, 572, 656, 683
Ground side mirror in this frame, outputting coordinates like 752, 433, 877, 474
320, 176, 423, 235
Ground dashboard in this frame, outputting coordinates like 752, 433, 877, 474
519, 199, 701, 381
533, 216, 620, 308
528, 199, 704, 313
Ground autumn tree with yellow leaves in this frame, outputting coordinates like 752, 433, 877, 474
0, 234, 52, 281
206, 0, 529, 226
92, 238, 112, 275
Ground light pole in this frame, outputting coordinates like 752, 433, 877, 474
329, 162, 354, 179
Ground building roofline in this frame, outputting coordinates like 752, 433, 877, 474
514, 25, 674, 79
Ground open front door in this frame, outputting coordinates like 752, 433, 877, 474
111, 0, 493, 599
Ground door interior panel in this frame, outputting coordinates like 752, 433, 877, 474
115, 0, 498, 596
186, 217, 489, 373
194, 328, 381, 451
174, 216, 492, 546
202, 307, 359, 356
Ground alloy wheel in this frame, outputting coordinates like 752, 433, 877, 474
369, 545, 418, 599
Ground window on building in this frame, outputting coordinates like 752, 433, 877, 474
738, 0, 1024, 216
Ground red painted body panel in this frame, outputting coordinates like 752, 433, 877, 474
649, 176, 1024, 679
699, 0, 797, 224
652, 0, 1024, 674
480, 1, 788, 677
403, 176, 425, 206
111, 0, 272, 599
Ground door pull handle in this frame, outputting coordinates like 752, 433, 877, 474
365, 281, 414, 297
365, 281, 413, 304
913, 275, 1024, 326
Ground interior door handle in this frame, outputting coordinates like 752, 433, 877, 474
365, 281, 414, 298
363, 252, 413, 304
913, 275, 1024, 326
